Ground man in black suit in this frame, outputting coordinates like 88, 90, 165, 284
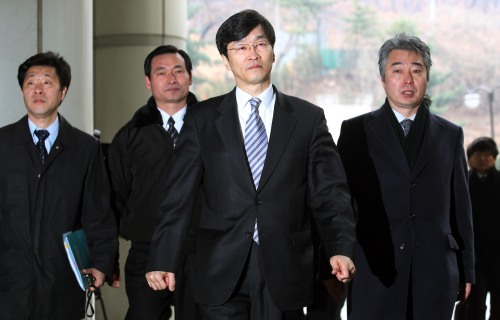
107, 45, 200, 320
146, 9, 356, 320
338, 33, 474, 319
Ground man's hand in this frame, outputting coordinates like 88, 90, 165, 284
145, 271, 176, 291
82, 268, 106, 291
330, 255, 356, 283
457, 282, 472, 302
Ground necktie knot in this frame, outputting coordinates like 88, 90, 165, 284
166, 117, 178, 148
400, 119, 413, 137
249, 97, 261, 112
35, 129, 50, 141
34, 129, 50, 163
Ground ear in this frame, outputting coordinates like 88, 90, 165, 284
145, 76, 152, 91
221, 54, 231, 71
60, 86, 68, 102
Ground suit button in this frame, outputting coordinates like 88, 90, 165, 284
400, 244, 405, 250
245, 231, 252, 237
255, 199, 263, 205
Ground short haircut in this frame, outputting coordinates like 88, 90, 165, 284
378, 33, 432, 82
467, 137, 499, 159
17, 51, 71, 90
144, 45, 193, 78
215, 9, 276, 57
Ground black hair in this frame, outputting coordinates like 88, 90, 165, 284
17, 51, 71, 90
467, 137, 499, 159
215, 9, 276, 57
144, 45, 193, 78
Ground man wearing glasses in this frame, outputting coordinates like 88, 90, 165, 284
146, 9, 356, 320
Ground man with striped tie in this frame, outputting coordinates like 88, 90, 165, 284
107, 45, 201, 320
146, 10, 356, 320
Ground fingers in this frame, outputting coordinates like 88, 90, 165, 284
330, 255, 356, 283
145, 271, 176, 291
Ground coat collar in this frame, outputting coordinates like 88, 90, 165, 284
366, 101, 442, 178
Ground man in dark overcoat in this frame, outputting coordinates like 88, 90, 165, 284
0, 51, 117, 319
338, 33, 474, 319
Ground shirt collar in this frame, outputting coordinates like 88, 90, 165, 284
236, 84, 274, 111
392, 109, 417, 122
29, 116, 59, 145
157, 105, 187, 132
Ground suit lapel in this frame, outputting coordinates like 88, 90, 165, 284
215, 90, 255, 188
258, 90, 296, 191
366, 106, 411, 177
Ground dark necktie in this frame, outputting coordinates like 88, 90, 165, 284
35, 129, 50, 163
166, 117, 178, 148
401, 119, 413, 137
244, 97, 268, 243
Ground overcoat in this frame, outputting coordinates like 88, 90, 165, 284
337, 102, 474, 319
0, 115, 117, 320
148, 87, 356, 311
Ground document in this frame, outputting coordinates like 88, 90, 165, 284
63, 229, 91, 291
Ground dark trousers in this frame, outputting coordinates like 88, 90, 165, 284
455, 271, 500, 320
124, 242, 173, 320
199, 242, 305, 320
307, 279, 345, 320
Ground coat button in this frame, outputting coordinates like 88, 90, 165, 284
245, 231, 252, 237
400, 244, 405, 250
255, 199, 262, 205
410, 212, 416, 219
410, 183, 416, 188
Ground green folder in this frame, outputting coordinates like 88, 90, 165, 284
63, 229, 91, 291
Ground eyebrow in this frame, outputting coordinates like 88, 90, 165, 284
390, 61, 424, 68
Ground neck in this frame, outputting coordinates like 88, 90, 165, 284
156, 101, 186, 116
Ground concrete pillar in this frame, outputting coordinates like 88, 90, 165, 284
0, 0, 93, 134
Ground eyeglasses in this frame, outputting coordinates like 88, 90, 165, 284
227, 41, 272, 55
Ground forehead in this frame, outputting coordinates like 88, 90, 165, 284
386, 49, 424, 67
25, 65, 58, 78
151, 52, 186, 69
234, 25, 267, 43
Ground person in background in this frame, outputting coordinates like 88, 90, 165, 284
0, 51, 117, 319
146, 9, 356, 320
338, 33, 474, 319
107, 45, 201, 320
455, 137, 500, 320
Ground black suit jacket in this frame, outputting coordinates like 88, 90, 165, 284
338, 101, 474, 319
148, 87, 355, 311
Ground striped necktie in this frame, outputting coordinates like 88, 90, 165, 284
401, 119, 413, 137
166, 116, 178, 148
244, 97, 268, 243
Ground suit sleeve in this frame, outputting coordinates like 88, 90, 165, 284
307, 109, 356, 259
147, 111, 203, 273
107, 129, 131, 224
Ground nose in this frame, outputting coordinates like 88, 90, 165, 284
34, 82, 44, 94
403, 73, 414, 85
165, 72, 177, 83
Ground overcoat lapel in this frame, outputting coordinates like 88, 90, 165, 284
411, 112, 441, 179
365, 107, 411, 177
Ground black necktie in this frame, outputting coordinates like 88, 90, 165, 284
35, 129, 50, 163
166, 117, 178, 148
400, 119, 413, 137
